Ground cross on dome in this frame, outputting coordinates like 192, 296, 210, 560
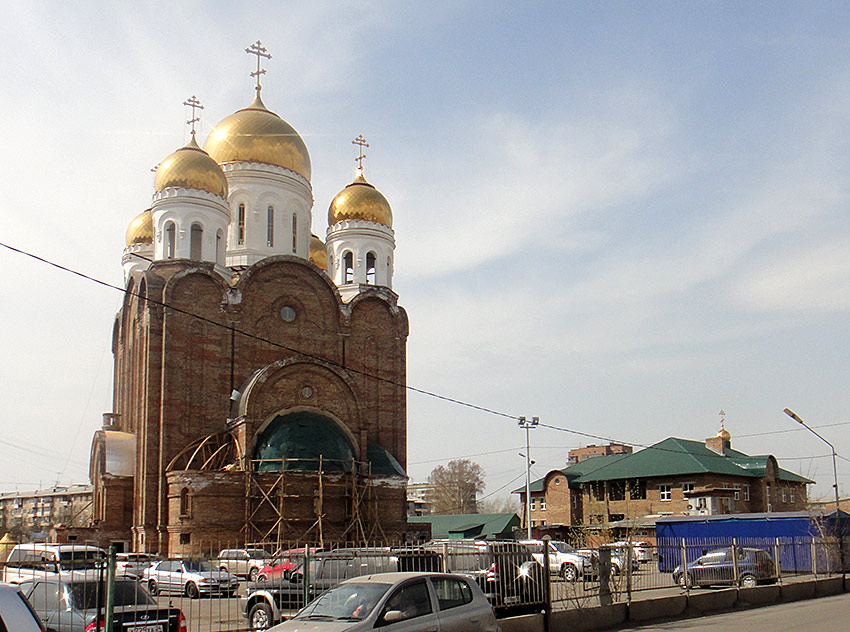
183, 95, 204, 138
246, 40, 271, 95
352, 134, 369, 172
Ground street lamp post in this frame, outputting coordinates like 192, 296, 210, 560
783, 408, 844, 574
518, 416, 539, 539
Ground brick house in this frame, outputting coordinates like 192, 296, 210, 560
516, 426, 811, 535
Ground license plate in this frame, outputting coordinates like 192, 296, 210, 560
128, 625, 163, 632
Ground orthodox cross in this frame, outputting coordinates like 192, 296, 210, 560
183, 95, 204, 138
352, 134, 369, 171
246, 40, 271, 95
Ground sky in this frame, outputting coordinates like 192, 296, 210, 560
1, 1, 849, 504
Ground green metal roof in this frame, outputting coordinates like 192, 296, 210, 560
572, 437, 812, 483
408, 513, 520, 539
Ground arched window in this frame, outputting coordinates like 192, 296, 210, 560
344, 251, 354, 283
237, 203, 246, 245
291, 214, 297, 253
216, 229, 224, 264
190, 223, 203, 260
165, 222, 176, 259
267, 205, 274, 247
366, 252, 376, 285
179, 487, 190, 516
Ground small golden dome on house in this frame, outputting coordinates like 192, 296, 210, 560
203, 94, 312, 181
717, 422, 731, 442
125, 209, 153, 246
309, 234, 328, 270
154, 136, 228, 199
328, 172, 393, 228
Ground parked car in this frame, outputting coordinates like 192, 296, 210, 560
423, 540, 545, 616
578, 547, 633, 575
610, 540, 654, 563
672, 547, 777, 588
0, 581, 45, 632
216, 548, 273, 582
243, 547, 442, 630
257, 548, 321, 583
2, 544, 106, 584
20, 575, 185, 631
143, 559, 239, 598
519, 539, 597, 582
115, 553, 154, 579
267, 572, 500, 632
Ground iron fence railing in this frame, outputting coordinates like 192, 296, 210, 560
3, 535, 846, 631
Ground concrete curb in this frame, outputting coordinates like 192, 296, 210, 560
686, 587, 738, 613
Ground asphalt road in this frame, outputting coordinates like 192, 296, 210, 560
612, 592, 850, 631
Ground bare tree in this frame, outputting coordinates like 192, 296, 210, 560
427, 459, 485, 514
477, 494, 520, 515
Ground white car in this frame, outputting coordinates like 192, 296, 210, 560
611, 540, 654, 563
143, 559, 239, 598
115, 552, 154, 578
520, 539, 596, 582
268, 572, 500, 632
0, 582, 45, 631
1, 544, 106, 584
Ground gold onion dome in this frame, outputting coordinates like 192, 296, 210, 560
126, 209, 153, 246
154, 136, 228, 199
328, 172, 393, 228
203, 94, 312, 181
309, 233, 328, 270
717, 422, 731, 441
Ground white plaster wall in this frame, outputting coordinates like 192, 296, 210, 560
151, 189, 231, 264
326, 220, 395, 289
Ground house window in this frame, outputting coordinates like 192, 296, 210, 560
292, 214, 297, 253
190, 223, 203, 260
530, 520, 536, 527
539, 497, 546, 511
540, 520, 546, 526
179, 533, 191, 545
267, 205, 274, 247
682, 482, 694, 495
744, 485, 750, 501
660, 484, 672, 501
591, 483, 604, 501
179, 488, 190, 516
529, 497, 536, 511
629, 480, 647, 500
610, 481, 626, 501
790, 489, 795, 503
734, 484, 741, 501
782, 488, 787, 503
237, 203, 246, 244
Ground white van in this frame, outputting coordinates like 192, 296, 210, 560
1, 544, 106, 584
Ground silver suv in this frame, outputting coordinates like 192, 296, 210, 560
520, 539, 596, 582
1, 544, 105, 584
215, 548, 272, 582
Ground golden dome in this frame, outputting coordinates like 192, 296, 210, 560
126, 209, 153, 246
328, 172, 393, 228
309, 233, 328, 270
154, 136, 228, 199
203, 94, 311, 181
717, 422, 731, 441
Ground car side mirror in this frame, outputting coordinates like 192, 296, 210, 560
381, 610, 405, 625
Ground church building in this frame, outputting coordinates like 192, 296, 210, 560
86, 43, 409, 555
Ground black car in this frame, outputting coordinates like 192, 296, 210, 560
673, 546, 777, 588
20, 574, 185, 631
242, 547, 442, 630
423, 540, 545, 616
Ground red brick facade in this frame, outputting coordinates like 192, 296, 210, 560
92, 256, 409, 554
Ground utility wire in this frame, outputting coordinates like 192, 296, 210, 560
2, 240, 846, 474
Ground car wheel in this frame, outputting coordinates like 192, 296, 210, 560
186, 582, 200, 599
561, 564, 578, 582
220, 566, 229, 574
249, 567, 259, 582
677, 574, 692, 589
148, 580, 159, 595
740, 573, 757, 588
249, 601, 274, 631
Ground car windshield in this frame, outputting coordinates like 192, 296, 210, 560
298, 582, 391, 620
246, 549, 270, 558
549, 541, 574, 553
184, 560, 214, 573
69, 580, 155, 610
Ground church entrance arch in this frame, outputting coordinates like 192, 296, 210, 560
252, 410, 357, 473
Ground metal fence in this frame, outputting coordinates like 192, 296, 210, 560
4, 536, 847, 631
